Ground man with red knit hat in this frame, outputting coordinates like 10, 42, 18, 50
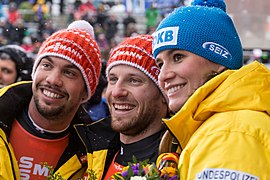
0, 20, 112, 179
103, 34, 169, 179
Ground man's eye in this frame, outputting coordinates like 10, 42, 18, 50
108, 76, 117, 84
130, 78, 141, 84
41, 62, 52, 69
64, 70, 76, 77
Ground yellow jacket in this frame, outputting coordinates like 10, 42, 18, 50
164, 61, 270, 179
0, 82, 119, 179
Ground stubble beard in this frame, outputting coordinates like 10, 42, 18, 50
111, 104, 159, 136
33, 93, 66, 120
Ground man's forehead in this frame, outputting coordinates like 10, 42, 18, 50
41, 56, 77, 68
110, 64, 145, 75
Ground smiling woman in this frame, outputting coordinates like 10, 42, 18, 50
152, 0, 270, 179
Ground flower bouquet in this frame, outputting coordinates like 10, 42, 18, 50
43, 162, 97, 180
110, 153, 179, 180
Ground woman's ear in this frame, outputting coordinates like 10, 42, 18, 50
217, 65, 227, 73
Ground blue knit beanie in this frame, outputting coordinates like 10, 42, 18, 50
152, 0, 243, 69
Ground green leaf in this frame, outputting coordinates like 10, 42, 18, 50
138, 163, 143, 176
141, 159, 149, 166
127, 165, 134, 177
132, 155, 137, 164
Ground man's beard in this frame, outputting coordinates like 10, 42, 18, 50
111, 104, 160, 136
34, 94, 65, 120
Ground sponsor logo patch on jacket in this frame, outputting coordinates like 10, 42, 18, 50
196, 168, 259, 180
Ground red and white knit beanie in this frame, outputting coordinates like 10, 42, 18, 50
106, 34, 168, 102
32, 20, 102, 102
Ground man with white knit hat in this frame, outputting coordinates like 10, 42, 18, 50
0, 20, 104, 179
103, 34, 169, 179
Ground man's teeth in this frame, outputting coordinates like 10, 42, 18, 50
43, 89, 62, 99
114, 104, 133, 110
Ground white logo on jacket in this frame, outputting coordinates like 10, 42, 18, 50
196, 168, 259, 180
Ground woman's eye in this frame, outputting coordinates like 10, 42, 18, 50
173, 54, 184, 63
156, 60, 163, 68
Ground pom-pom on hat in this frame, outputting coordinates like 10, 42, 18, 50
32, 20, 102, 102
152, 0, 243, 70
106, 34, 168, 102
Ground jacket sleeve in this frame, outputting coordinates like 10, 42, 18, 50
0, 129, 21, 179
76, 117, 120, 180
0, 81, 32, 134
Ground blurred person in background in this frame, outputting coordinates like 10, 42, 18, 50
145, 2, 159, 34
33, 0, 48, 22
7, 2, 21, 25
21, 36, 35, 53
84, 60, 110, 121
78, 0, 97, 22
104, 13, 118, 44
123, 11, 136, 37
0, 44, 33, 88
9, 18, 28, 44
84, 73, 110, 121
0, 33, 8, 46
0, 18, 10, 43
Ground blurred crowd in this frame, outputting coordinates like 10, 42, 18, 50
0, 0, 163, 62
0, 0, 57, 59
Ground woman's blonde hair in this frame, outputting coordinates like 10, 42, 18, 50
159, 130, 179, 154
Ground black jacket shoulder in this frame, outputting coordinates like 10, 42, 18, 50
0, 82, 32, 133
